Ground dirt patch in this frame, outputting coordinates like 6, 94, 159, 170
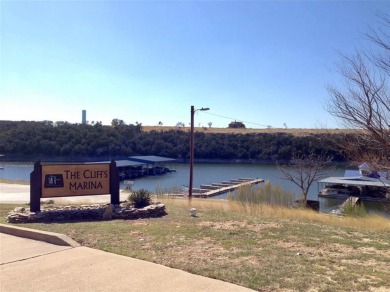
130, 220, 150, 226
199, 220, 280, 232
155, 237, 230, 267
264, 236, 389, 271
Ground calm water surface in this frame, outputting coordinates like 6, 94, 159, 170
0, 161, 344, 200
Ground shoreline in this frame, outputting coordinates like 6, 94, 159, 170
1, 158, 349, 166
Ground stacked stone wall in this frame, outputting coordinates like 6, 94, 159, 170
6, 203, 167, 223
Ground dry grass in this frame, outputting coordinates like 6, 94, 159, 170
143, 126, 360, 136
161, 196, 390, 232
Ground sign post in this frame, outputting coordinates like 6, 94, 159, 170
30, 161, 42, 212
110, 160, 120, 205
30, 161, 120, 212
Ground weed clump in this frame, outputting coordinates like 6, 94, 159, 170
228, 181, 295, 207
128, 189, 152, 208
342, 200, 367, 217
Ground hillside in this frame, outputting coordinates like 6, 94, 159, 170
0, 121, 349, 161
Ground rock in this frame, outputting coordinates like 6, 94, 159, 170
114, 206, 122, 214
102, 204, 113, 220
13, 207, 25, 212
136, 208, 149, 217
17, 213, 29, 218
146, 205, 157, 211
190, 208, 197, 217
123, 208, 136, 214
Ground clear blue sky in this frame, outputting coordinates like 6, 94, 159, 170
1, 1, 388, 128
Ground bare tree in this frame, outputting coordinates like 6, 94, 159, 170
279, 152, 333, 205
366, 13, 390, 75
325, 14, 390, 171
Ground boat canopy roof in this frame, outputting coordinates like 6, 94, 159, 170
128, 156, 176, 164
115, 160, 145, 167
96, 160, 145, 167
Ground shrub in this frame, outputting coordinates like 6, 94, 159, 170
227, 181, 295, 207
341, 200, 367, 217
128, 189, 152, 208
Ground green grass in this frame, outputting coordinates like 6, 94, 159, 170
1, 200, 389, 291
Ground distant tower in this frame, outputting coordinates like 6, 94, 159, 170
82, 110, 87, 124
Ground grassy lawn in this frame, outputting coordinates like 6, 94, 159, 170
1, 199, 389, 291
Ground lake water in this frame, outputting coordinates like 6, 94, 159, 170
1, 162, 388, 216
0, 161, 345, 199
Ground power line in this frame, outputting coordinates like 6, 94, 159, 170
202, 111, 271, 128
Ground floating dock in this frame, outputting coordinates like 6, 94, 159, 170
188, 178, 264, 198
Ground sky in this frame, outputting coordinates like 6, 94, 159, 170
0, 0, 388, 129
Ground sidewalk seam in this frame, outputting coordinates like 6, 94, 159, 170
0, 246, 76, 266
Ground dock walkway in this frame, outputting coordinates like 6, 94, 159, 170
191, 178, 264, 198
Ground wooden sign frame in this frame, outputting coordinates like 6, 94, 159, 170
30, 160, 120, 212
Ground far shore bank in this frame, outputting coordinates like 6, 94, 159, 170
1, 157, 349, 167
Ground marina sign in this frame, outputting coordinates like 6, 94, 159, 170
30, 161, 119, 212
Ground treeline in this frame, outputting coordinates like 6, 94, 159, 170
0, 120, 347, 162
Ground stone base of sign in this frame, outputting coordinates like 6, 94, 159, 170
6, 203, 167, 223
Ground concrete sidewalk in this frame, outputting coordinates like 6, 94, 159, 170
0, 182, 129, 204
0, 183, 31, 204
0, 227, 254, 292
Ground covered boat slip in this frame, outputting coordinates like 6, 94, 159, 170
317, 175, 390, 202
115, 160, 146, 180
128, 156, 177, 175
102, 156, 177, 180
